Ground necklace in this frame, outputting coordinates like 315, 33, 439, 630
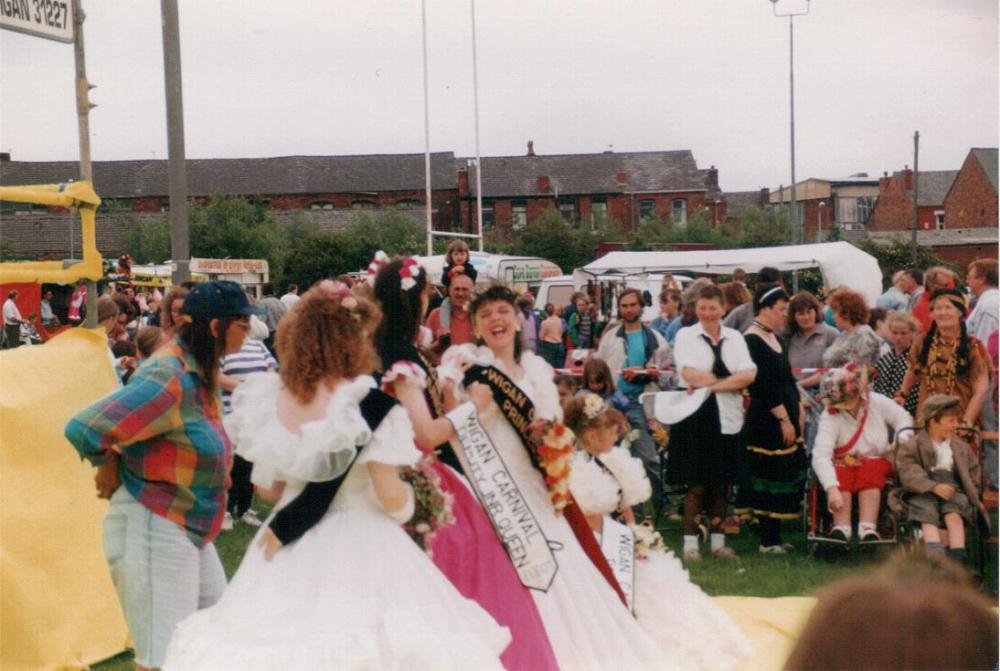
752, 320, 774, 334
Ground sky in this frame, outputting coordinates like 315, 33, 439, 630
1, 0, 996, 192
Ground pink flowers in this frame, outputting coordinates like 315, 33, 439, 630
400, 454, 455, 557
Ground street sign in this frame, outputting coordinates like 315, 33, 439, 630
1, 0, 74, 43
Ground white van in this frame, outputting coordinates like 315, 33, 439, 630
422, 253, 562, 293
536, 272, 691, 322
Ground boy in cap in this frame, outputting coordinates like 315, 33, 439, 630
892, 394, 989, 565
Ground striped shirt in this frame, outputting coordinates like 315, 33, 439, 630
220, 339, 277, 414
64, 340, 232, 547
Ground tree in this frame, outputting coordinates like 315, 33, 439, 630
500, 208, 620, 273
735, 205, 791, 248
122, 211, 171, 264
851, 237, 951, 287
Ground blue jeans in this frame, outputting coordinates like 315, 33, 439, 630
103, 488, 227, 667
624, 396, 663, 503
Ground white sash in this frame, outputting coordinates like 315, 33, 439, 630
600, 516, 636, 613
447, 402, 559, 592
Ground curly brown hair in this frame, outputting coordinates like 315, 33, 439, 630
276, 283, 382, 403
561, 394, 628, 438
160, 286, 189, 333
827, 287, 869, 326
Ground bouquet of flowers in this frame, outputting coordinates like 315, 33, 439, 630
630, 519, 668, 560
399, 454, 455, 558
533, 421, 575, 515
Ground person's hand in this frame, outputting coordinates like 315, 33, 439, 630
932, 483, 956, 500
95, 452, 122, 499
779, 418, 797, 446
826, 487, 844, 513
528, 419, 549, 442
258, 528, 283, 561
893, 394, 906, 407
468, 382, 493, 414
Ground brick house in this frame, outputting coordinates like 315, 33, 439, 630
944, 147, 998, 229
0, 152, 461, 257
457, 146, 721, 233
867, 168, 958, 232
769, 175, 881, 240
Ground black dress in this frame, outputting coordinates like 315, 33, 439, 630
667, 336, 746, 488
742, 333, 807, 520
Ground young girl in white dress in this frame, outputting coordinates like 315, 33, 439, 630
564, 393, 753, 671
164, 282, 509, 671
439, 284, 675, 671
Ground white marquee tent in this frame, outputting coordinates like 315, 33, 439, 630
573, 242, 883, 305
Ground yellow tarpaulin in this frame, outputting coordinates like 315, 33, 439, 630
1, 328, 128, 671
715, 595, 818, 670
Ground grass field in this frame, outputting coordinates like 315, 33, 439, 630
93, 496, 997, 670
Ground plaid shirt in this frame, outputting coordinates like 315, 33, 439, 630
65, 340, 232, 547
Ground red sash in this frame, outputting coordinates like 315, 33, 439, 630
833, 407, 869, 462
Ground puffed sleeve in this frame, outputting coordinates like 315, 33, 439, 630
380, 360, 428, 393
602, 446, 652, 508
226, 373, 364, 489
522, 351, 562, 422
356, 405, 421, 467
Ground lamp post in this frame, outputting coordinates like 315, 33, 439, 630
817, 200, 826, 243
770, 0, 810, 289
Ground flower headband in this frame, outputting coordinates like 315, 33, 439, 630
317, 280, 358, 311
818, 363, 867, 411
399, 256, 420, 291
581, 393, 607, 421
365, 250, 421, 290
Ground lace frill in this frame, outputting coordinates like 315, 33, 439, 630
224, 373, 375, 488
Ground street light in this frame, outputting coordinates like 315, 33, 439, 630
770, 0, 810, 288
817, 200, 826, 243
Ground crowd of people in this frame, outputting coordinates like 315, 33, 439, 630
49, 243, 998, 670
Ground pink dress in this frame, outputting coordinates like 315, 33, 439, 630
382, 358, 558, 671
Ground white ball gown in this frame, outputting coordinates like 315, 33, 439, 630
163, 374, 510, 671
440, 345, 677, 671
570, 446, 753, 671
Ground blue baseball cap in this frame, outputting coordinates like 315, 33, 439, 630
181, 280, 264, 321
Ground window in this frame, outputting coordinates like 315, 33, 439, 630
835, 197, 857, 225
671, 198, 687, 226
310, 201, 335, 210
590, 198, 608, 229
934, 210, 945, 230
856, 196, 876, 225
351, 200, 376, 209
481, 202, 495, 230
558, 197, 576, 224
638, 199, 656, 225
512, 201, 527, 230
396, 199, 421, 209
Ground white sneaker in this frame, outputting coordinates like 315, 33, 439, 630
241, 509, 263, 527
221, 512, 235, 531
758, 544, 788, 555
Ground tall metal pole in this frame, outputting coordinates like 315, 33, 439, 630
772, 0, 809, 290
161, 0, 190, 284
421, 0, 433, 256
72, 0, 98, 326
911, 130, 920, 264
469, 0, 484, 252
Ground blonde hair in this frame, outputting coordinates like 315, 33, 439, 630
885, 310, 918, 332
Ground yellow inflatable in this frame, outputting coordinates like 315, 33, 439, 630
0, 328, 128, 670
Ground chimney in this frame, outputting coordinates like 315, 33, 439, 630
527, 140, 535, 157
457, 167, 470, 196
706, 165, 719, 190
536, 175, 551, 193
759, 187, 770, 207
615, 171, 628, 186
0, 152, 9, 163
901, 166, 913, 191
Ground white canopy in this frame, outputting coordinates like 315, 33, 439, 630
573, 242, 883, 305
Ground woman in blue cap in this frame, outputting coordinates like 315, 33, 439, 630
65, 280, 261, 671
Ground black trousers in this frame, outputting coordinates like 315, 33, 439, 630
227, 454, 254, 517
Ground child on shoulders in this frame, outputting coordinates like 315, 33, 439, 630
442, 239, 478, 288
